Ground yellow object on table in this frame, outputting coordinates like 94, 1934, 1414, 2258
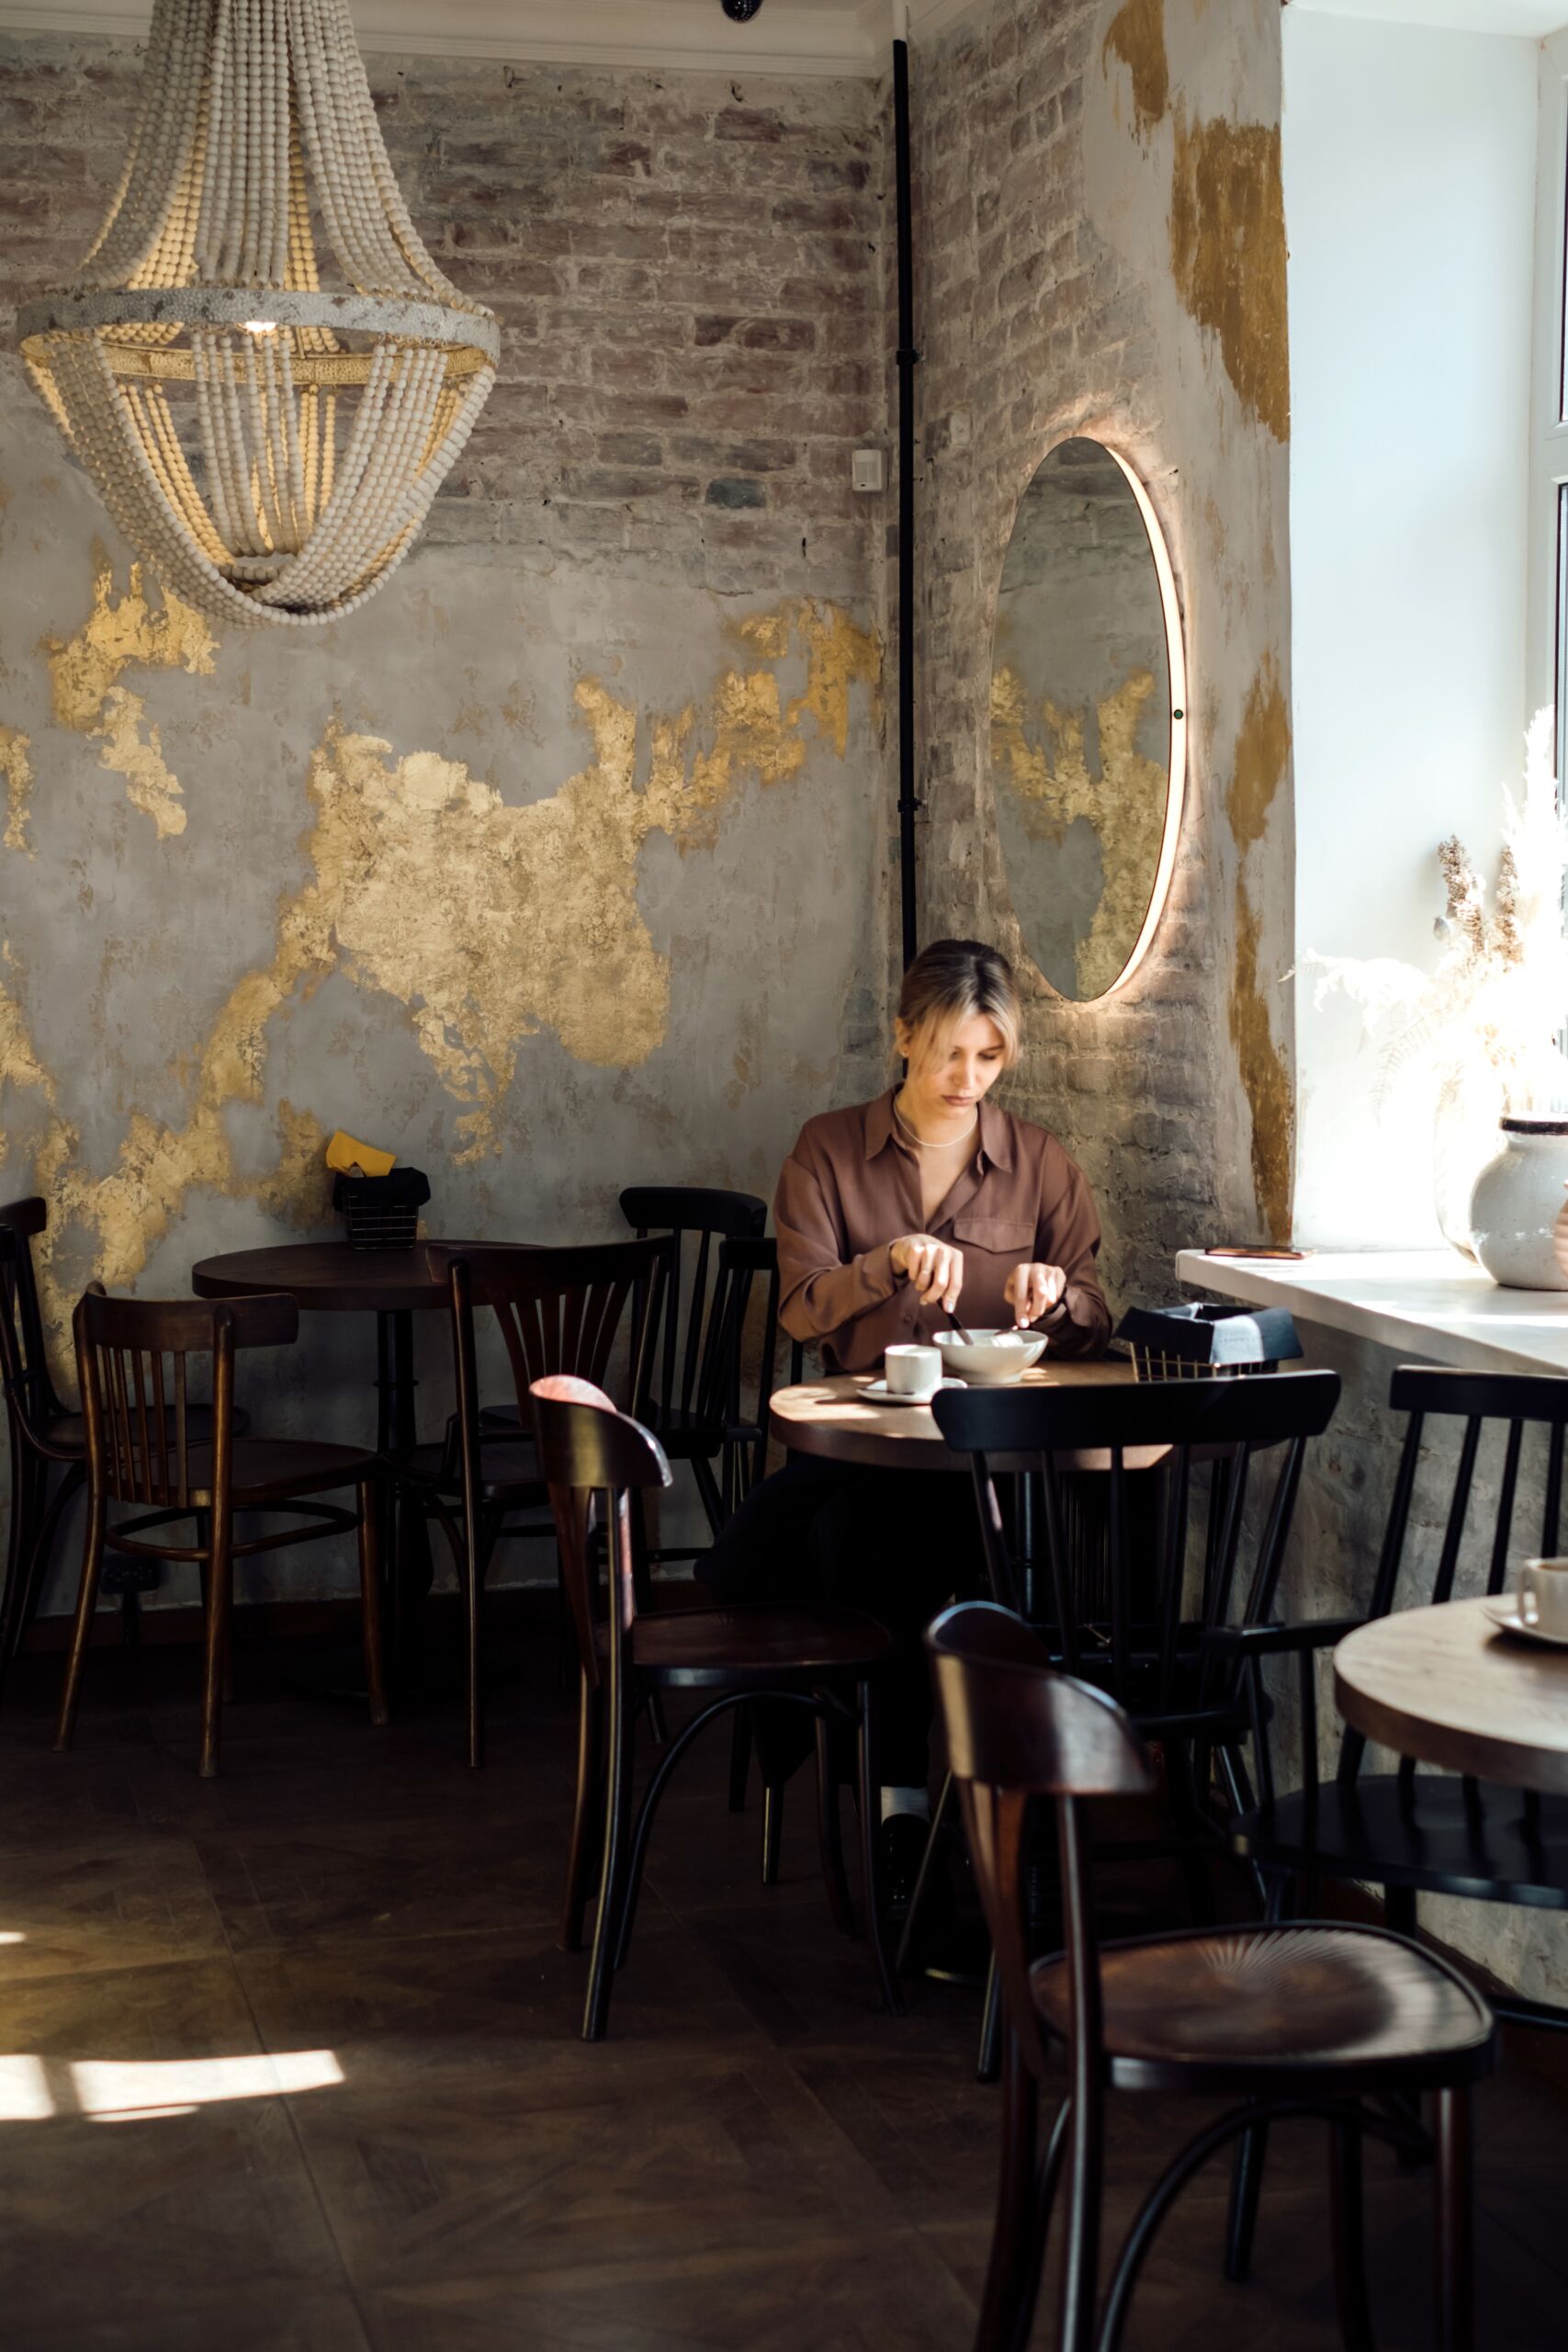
325, 1130, 397, 1179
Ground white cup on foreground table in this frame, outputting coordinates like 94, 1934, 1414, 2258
1518, 1556, 1568, 1635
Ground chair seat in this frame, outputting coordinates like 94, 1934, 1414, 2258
37, 1401, 246, 1463
159, 1437, 381, 1510
1032, 1922, 1495, 2093
402, 1438, 545, 1505
593, 1600, 894, 1689
1232, 1776, 1568, 1911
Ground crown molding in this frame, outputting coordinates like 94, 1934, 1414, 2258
0, 0, 998, 77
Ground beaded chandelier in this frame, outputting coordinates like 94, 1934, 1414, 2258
17, 0, 499, 629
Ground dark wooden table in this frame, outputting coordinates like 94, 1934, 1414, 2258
192, 1238, 491, 1689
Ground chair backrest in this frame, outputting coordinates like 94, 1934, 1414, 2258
931, 1370, 1341, 1716
927, 1600, 1153, 2088
529, 1377, 671, 1688
428, 1235, 670, 1428
705, 1235, 807, 1513
1333, 1363, 1568, 1786
618, 1186, 767, 1446
0, 1196, 64, 1434
74, 1286, 297, 1510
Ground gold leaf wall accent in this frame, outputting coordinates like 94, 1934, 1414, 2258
1170, 111, 1290, 442
0, 726, 32, 854
1103, 0, 1169, 141
42, 541, 217, 838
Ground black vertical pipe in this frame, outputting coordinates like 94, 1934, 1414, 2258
894, 38, 920, 971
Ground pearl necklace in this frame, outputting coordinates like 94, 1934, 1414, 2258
893, 1091, 979, 1153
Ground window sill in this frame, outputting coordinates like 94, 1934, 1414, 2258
1174, 1248, 1568, 1378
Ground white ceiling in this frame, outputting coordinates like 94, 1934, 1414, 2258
1291, 0, 1568, 35
0, 0, 991, 76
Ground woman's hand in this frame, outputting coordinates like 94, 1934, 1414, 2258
890, 1233, 964, 1312
1006, 1262, 1066, 1327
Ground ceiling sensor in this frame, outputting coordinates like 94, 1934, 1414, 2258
721, 1, 765, 19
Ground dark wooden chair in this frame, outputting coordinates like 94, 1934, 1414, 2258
618, 1185, 768, 1553
401, 1238, 671, 1769
1223, 1363, 1568, 2278
0, 1198, 243, 1696
58, 1287, 387, 1776
928, 1600, 1496, 2352
530, 1374, 900, 2041
929, 1371, 1344, 1920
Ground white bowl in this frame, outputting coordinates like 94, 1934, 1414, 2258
934, 1328, 1047, 1385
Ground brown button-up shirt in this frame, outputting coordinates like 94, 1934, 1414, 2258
774, 1091, 1111, 1374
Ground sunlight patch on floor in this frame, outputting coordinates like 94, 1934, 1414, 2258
0, 2049, 344, 2121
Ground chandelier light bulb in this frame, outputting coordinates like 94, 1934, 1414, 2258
16, 0, 499, 630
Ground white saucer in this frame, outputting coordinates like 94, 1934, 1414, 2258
1482, 1599, 1568, 1648
863, 1376, 964, 1407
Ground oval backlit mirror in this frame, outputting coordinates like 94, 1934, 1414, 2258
989, 435, 1186, 1002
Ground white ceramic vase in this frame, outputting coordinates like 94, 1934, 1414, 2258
1468, 1118, 1568, 1290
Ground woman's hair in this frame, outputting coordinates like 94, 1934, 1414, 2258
897, 938, 1021, 1069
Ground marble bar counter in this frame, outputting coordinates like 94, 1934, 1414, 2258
1174, 1247, 1568, 1378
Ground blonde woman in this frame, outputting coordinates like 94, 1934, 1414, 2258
703, 938, 1111, 1933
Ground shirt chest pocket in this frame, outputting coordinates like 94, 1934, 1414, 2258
951, 1215, 1035, 1258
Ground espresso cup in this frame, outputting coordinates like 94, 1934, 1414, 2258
884, 1342, 942, 1397
1518, 1556, 1568, 1634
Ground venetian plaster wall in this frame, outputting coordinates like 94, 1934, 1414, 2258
910, 0, 1294, 1302
0, 33, 890, 1609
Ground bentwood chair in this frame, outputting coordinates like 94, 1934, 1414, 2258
1223, 1364, 1568, 2278
58, 1287, 387, 1776
0, 1199, 244, 1696
928, 1601, 1496, 2352
530, 1375, 899, 2041
400, 1238, 670, 1769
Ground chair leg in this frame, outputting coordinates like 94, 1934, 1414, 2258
356, 1477, 389, 1727
562, 1676, 604, 1952
728, 1705, 751, 1814
761, 1780, 784, 1886
14, 1454, 80, 1680
53, 1492, 107, 1751
0, 1439, 30, 1691
976, 2031, 1039, 2352
582, 1672, 636, 2042
1434, 2086, 1474, 2352
198, 1512, 232, 1779
976, 1951, 1004, 2084
856, 1680, 902, 2017
897, 1769, 956, 1977
815, 1713, 856, 1939
1225, 1873, 1288, 2279
1330, 2110, 1377, 2352
467, 1507, 500, 1771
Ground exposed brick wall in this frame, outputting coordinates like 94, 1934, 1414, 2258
0, 37, 886, 607
909, 0, 1292, 1313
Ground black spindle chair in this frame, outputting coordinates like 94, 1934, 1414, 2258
929, 1600, 1495, 2352
931, 1371, 1343, 1907
1223, 1364, 1568, 2280
530, 1376, 898, 2041
617, 1186, 768, 1556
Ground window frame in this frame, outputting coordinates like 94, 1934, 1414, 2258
1528, 29, 1568, 772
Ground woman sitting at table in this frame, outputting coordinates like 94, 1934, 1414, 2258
702, 935, 1111, 1918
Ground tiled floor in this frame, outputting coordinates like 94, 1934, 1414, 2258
1, 1629, 1564, 2350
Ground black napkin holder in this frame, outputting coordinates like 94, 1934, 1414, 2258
1114, 1302, 1302, 1381
333, 1165, 431, 1252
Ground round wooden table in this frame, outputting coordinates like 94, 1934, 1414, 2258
192, 1238, 492, 1689
768, 1361, 1140, 1474
1335, 1595, 1568, 1796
